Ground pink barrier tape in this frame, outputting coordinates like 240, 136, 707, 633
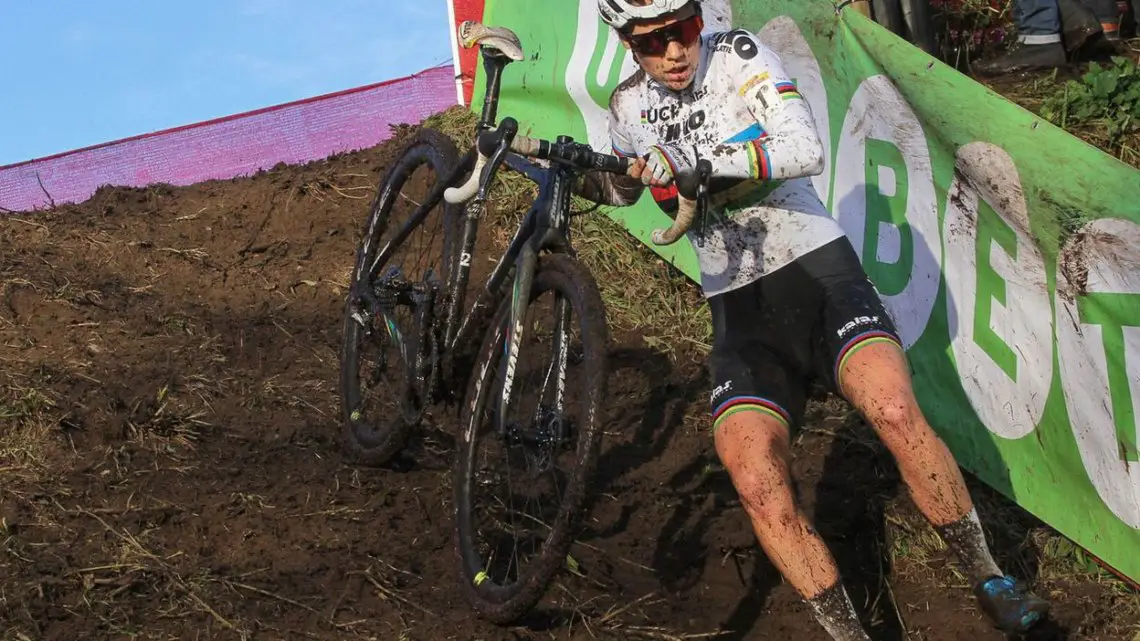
0, 64, 457, 213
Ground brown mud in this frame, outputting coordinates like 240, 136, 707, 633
0, 123, 1134, 641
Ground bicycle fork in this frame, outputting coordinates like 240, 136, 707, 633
495, 240, 572, 451
497, 243, 537, 434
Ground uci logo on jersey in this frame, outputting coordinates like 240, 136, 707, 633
641, 104, 708, 142
640, 104, 681, 124
663, 109, 707, 143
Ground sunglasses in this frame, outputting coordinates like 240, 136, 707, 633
624, 13, 704, 57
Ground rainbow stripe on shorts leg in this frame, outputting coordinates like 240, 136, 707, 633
834, 330, 903, 388
711, 395, 791, 433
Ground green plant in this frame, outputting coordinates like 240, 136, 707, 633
1040, 57, 1140, 147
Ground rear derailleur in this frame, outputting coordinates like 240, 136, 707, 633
349, 266, 445, 422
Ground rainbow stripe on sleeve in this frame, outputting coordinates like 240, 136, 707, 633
775, 81, 802, 101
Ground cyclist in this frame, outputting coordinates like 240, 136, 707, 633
574, 0, 1051, 638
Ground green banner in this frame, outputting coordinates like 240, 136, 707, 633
471, 0, 1140, 582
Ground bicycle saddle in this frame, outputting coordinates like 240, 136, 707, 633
457, 21, 525, 61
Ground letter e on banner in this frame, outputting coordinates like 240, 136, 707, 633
944, 142, 1053, 440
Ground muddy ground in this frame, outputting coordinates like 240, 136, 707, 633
1, 123, 1135, 641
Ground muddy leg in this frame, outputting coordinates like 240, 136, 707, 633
714, 410, 871, 641
837, 340, 1002, 584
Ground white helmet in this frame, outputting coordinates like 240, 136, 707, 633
596, 0, 699, 31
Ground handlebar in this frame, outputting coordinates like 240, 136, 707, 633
443, 117, 709, 246
652, 158, 711, 246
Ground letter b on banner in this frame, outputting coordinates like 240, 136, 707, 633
833, 75, 941, 348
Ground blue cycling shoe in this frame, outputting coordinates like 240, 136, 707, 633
974, 575, 1050, 634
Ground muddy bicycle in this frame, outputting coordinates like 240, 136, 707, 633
338, 21, 709, 624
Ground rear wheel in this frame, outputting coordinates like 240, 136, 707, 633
339, 128, 463, 466
453, 253, 610, 624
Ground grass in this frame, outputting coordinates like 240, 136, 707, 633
797, 398, 1139, 636
942, 0, 1140, 170
0, 382, 58, 478
1039, 56, 1140, 166
884, 490, 1140, 638
985, 59, 1140, 168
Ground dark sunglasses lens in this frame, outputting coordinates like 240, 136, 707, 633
678, 15, 703, 42
629, 15, 702, 55
631, 32, 667, 55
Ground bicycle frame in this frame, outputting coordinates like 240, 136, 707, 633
443, 50, 579, 431
364, 47, 577, 426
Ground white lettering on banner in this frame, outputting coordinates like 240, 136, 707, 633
832, 75, 941, 348
943, 142, 1053, 440
565, 0, 733, 152
566, 0, 623, 152
596, 27, 623, 88
757, 16, 831, 208
1056, 218, 1140, 528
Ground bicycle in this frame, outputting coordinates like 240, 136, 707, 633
338, 20, 710, 624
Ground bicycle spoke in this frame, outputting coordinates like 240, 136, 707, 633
462, 279, 589, 596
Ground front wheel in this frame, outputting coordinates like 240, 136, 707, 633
453, 253, 610, 624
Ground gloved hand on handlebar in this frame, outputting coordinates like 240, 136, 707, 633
640, 143, 697, 187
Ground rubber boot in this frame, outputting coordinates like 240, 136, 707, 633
972, 40, 1067, 75
1059, 0, 1104, 51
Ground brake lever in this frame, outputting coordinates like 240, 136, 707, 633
651, 158, 711, 246
476, 118, 518, 201
444, 117, 520, 205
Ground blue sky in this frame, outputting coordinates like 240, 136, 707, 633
0, 1, 454, 165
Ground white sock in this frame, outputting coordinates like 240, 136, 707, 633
805, 583, 872, 641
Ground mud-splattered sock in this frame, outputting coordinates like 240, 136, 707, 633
804, 582, 871, 641
934, 507, 1003, 586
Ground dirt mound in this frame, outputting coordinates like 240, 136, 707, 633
0, 122, 1133, 641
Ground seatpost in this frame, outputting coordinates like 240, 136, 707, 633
477, 51, 509, 133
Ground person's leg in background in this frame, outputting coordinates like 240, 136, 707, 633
1057, 0, 1113, 50
1085, 0, 1124, 38
974, 0, 1067, 75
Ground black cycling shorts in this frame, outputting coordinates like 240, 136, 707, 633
707, 236, 903, 434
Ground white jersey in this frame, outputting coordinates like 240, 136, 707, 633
606, 29, 844, 297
